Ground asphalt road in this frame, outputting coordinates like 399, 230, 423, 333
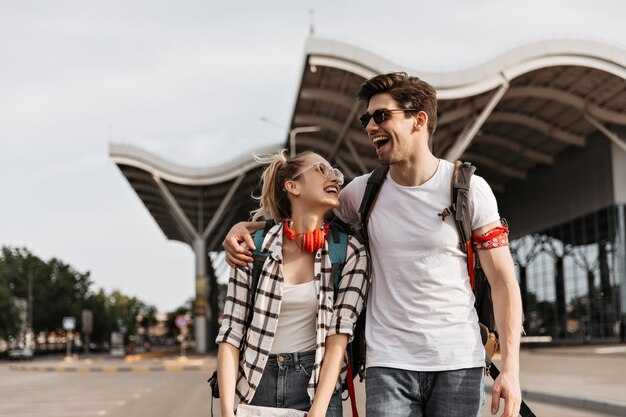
0, 360, 618, 417
1, 363, 211, 417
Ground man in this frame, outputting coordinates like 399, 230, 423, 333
223, 72, 522, 417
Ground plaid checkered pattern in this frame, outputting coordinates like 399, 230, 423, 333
216, 222, 369, 404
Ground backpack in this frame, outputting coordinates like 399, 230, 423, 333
357, 162, 499, 357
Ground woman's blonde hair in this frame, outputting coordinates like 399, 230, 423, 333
250, 149, 313, 222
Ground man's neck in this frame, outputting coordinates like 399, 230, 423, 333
389, 152, 440, 187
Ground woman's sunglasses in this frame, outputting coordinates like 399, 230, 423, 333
359, 108, 418, 128
292, 161, 344, 185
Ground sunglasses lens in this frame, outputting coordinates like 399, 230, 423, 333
334, 169, 344, 185
360, 110, 387, 127
317, 163, 330, 176
372, 109, 385, 124
359, 113, 370, 128
317, 163, 344, 185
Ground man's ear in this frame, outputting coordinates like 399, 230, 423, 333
416, 111, 428, 128
284, 180, 301, 196
413, 111, 428, 132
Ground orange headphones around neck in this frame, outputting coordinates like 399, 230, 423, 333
283, 221, 329, 253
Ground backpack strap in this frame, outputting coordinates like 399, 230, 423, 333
328, 224, 349, 292
247, 219, 275, 328
439, 161, 475, 249
439, 161, 477, 288
357, 165, 389, 246
452, 161, 475, 249
346, 355, 359, 417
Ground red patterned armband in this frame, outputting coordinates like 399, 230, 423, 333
472, 225, 509, 250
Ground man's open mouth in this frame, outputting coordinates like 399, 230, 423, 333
372, 135, 390, 150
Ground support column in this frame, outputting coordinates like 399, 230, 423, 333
193, 237, 209, 354
519, 265, 529, 321
554, 256, 567, 339
599, 241, 613, 337
206, 254, 220, 352
445, 79, 509, 162
618, 206, 626, 323
587, 270, 598, 338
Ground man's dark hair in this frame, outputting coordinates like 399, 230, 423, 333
357, 72, 438, 137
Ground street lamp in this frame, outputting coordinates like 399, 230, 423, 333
289, 126, 322, 157
260, 117, 322, 157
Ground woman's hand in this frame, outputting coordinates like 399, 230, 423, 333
222, 222, 258, 267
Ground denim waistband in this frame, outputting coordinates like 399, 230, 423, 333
266, 350, 315, 365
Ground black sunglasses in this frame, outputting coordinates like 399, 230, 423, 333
359, 108, 418, 128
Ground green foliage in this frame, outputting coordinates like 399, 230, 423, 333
0, 277, 20, 340
0, 246, 157, 346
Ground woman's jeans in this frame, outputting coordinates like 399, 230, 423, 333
249, 350, 343, 417
366, 366, 484, 417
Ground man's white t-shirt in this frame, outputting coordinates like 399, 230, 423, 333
334, 159, 500, 371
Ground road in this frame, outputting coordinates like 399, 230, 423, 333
0, 362, 211, 417
0, 359, 618, 417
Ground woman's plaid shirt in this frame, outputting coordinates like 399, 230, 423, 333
216, 222, 369, 404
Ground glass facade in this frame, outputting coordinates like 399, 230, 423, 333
511, 205, 626, 342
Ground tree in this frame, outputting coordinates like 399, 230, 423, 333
35, 258, 92, 333
0, 247, 93, 334
0, 247, 39, 339
0, 245, 156, 349
0, 275, 20, 340
82, 288, 116, 345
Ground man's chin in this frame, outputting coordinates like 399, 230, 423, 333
377, 155, 392, 165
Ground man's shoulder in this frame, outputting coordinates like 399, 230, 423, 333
438, 159, 455, 175
351, 172, 373, 184
335, 171, 376, 224
341, 172, 372, 196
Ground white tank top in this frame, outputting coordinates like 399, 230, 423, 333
270, 280, 317, 354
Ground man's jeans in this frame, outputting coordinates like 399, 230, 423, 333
250, 350, 342, 417
366, 366, 484, 417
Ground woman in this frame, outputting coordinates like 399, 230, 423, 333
216, 150, 369, 417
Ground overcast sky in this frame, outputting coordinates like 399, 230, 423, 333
2, 0, 625, 312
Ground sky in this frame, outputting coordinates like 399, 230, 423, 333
2, 0, 625, 312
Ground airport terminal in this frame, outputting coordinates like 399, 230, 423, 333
110, 36, 626, 354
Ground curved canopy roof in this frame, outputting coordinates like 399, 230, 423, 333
110, 143, 281, 249
111, 36, 626, 249
293, 37, 626, 193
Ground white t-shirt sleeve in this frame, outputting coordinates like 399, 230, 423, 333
469, 175, 500, 231
333, 174, 369, 224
